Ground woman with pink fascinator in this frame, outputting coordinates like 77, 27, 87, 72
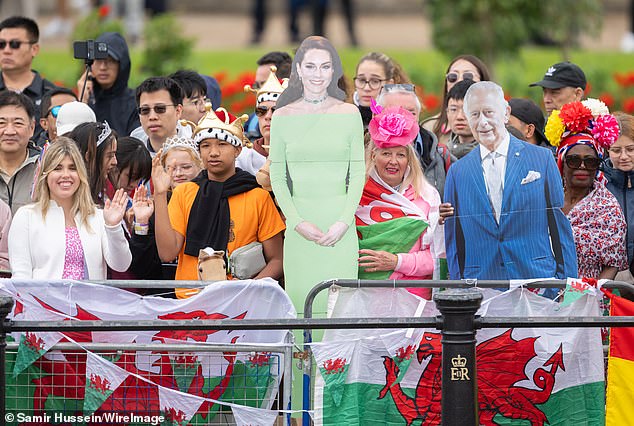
356, 106, 445, 299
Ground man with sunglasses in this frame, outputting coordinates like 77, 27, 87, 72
36, 87, 77, 147
134, 77, 184, 156
0, 17, 57, 146
443, 82, 577, 294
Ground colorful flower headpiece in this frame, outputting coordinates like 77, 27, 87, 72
545, 100, 620, 176
545, 100, 619, 150
368, 105, 418, 149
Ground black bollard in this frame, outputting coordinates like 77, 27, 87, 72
434, 289, 482, 426
0, 296, 14, 426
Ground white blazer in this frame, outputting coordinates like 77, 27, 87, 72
8, 201, 132, 279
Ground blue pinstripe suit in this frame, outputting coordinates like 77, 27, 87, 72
444, 135, 578, 280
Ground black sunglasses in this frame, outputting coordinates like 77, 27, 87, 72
0, 39, 35, 49
446, 72, 474, 84
565, 155, 601, 170
47, 105, 62, 118
255, 105, 276, 117
138, 104, 175, 116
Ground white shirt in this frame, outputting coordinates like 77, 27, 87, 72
479, 132, 511, 191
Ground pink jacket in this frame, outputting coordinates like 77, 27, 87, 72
390, 183, 442, 299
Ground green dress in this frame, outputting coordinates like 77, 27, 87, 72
270, 111, 365, 320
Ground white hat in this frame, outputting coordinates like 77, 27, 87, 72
56, 101, 97, 136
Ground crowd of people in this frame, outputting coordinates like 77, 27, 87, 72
0, 15, 632, 306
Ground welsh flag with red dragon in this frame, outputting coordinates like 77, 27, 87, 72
355, 172, 431, 280
314, 286, 605, 425
1, 279, 295, 424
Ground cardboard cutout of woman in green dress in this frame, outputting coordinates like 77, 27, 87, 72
270, 36, 365, 320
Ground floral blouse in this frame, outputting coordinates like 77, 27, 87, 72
62, 227, 86, 280
566, 180, 628, 278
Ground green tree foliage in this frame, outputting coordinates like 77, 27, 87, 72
140, 13, 193, 77
428, 0, 602, 71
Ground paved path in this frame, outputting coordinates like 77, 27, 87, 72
36, 10, 630, 51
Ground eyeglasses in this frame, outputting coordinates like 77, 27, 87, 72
565, 155, 601, 170
446, 72, 475, 84
138, 104, 176, 116
185, 96, 209, 109
255, 105, 276, 117
47, 105, 62, 118
353, 77, 387, 90
382, 83, 416, 93
609, 145, 634, 156
0, 39, 35, 50
165, 163, 195, 174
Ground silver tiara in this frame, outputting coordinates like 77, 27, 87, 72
97, 121, 112, 147
161, 136, 201, 160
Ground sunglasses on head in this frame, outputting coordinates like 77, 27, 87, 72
255, 105, 276, 117
382, 83, 416, 93
0, 39, 35, 49
446, 72, 475, 84
565, 155, 601, 170
47, 105, 62, 118
138, 104, 175, 116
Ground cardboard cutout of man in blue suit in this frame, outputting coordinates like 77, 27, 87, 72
444, 82, 577, 282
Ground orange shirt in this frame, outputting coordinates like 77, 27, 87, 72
168, 181, 285, 291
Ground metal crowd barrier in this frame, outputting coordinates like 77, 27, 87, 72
2, 280, 634, 426
301, 279, 634, 426
4, 341, 291, 426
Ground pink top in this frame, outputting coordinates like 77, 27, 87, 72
62, 227, 86, 280
391, 185, 435, 299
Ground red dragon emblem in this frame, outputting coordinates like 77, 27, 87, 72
164, 406, 187, 424
378, 330, 564, 425
396, 344, 416, 363
248, 352, 271, 368
21, 298, 247, 421
25, 332, 45, 352
322, 358, 347, 374
89, 374, 111, 394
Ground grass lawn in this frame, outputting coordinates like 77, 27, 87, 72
33, 47, 634, 117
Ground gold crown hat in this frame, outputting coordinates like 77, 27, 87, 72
180, 104, 249, 147
244, 65, 289, 105
160, 135, 201, 161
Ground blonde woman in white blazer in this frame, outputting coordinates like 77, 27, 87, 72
8, 137, 131, 279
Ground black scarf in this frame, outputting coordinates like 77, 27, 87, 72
184, 169, 259, 257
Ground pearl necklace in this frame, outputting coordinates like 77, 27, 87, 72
303, 93, 328, 104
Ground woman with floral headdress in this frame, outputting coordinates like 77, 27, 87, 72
545, 100, 627, 279
356, 106, 444, 299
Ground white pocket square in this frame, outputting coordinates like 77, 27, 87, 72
521, 171, 541, 185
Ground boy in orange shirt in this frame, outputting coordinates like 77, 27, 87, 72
151, 105, 285, 297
